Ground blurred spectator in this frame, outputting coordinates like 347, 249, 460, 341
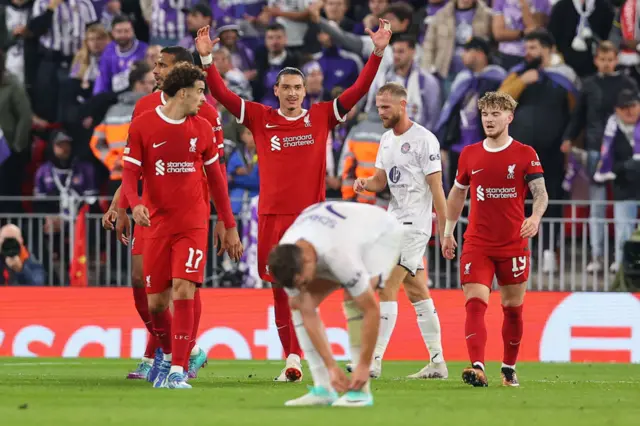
0, 0, 32, 85
29, 0, 97, 123
368, 35, 441, 131
422, 0, 492, 90
499, 29, 578, 273
214, 47, 253, 101
609, 0, 640, 85
144, 44, 161, 69
355, 0, 390, 34
93, 14, 147, 94
211, 0, 267, 43
90, 62, 154, 195
436, 37, 506, 188
491, 0, 551, 71
301, 60, 328, 109
0, 48, 32, 213
253, 23, 300, 107
145, 0, 189, 47
313, 27, 362, 96
0, 224, 45, 286
562, 41, 637, 272
323, 0, 356, 31
593, 89, 640, 273
215, 18, 255, 76
547, 0, 613, 78
227, 126, 259, 216
179, 3, 213, 52
263, 0, 314, 53
425, 0, 448, 29
100, 0, 121, 30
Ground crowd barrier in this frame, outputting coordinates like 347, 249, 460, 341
1, 288, 639, 362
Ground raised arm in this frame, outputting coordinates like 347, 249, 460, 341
195, 26, 243, 118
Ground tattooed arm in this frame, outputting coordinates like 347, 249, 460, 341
521, 177, 549, 238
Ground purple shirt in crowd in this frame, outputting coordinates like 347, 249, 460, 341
314, 47, 362, 96
210, 0, 267, 20
93, 39, 148, 94
493, 0, 551, 57
90, 0, 107, 16
151, 0, 193, 42
449, 9, 476, 75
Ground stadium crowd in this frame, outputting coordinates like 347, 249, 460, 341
0, 0, 639, 286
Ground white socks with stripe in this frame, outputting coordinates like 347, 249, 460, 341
413, 298, 444, 363
291, 310, 333, 391
373, 301, 398, 360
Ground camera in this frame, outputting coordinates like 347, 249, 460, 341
1, 237, 21, 258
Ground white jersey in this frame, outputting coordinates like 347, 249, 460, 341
280, 201, 404, 298
375, 122, 442, 235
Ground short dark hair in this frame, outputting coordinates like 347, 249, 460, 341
268, 244, 304, 289
129, 61, 151, 88
161, 63, 206, 96
523, 29, 555, 49
266, 23, 286, 33
275, 67, 305, 86
383, 2, 413, 23
111, 14, 133, 28
391, 34, 416, 49
160, 46, 195, 65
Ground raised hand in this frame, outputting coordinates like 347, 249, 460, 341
365, 19, 392, 54
194, 26, 220, 58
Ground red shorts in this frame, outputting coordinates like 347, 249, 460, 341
460, 248, 530, 288
258, 214, 297, 282
143, 229, 208, 294
131, 225, 144, 256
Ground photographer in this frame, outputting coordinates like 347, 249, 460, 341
0, 224, 45, 286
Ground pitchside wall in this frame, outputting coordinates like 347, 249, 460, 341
1, 289, 639, 362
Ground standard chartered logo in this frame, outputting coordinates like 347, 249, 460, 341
477, 185, 517, 201
270, 135, 281, 151
270, 134, 315, 152
155, 159, 195, 175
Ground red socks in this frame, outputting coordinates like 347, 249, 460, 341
502, 305, 524, 366
465, 298, 488, 367
272, 287, 301, 357
172, 299, 195, 369
183, 291, 202, 369
133, 287, 160, 358
150, 308, 173, 355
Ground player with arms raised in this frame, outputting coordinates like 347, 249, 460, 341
353, 83, 448, 379
194, 21, 392, 381
122, 63, 242, 389
441, 92, 549, 387
269, 201, 405, 407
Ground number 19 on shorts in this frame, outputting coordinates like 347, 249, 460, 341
511, 256, 527, 278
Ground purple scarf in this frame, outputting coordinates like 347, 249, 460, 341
562, 153, 582, 192
0, 128, 11, 166
594, 114, 640, 182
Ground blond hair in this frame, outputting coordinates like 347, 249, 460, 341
477, 91, 518, 113
596, 40, 618, 55
377, 82, 408, 99
71, 24, 110, 79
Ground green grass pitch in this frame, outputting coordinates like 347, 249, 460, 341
0, 359, 638, 426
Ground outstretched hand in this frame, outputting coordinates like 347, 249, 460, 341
194, 26, 220, 58
365, 19, 392, 54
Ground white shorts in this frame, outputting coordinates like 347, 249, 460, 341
398, 228, 430, 276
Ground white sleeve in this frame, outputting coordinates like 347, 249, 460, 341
374, 136, 385, 169
361, 36, 374, 57
421, 133, 442, 176
324, 249, 371, 298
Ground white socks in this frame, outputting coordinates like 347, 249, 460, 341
413, 299, 444, 363
169, 365, 184, 375
291, 310, 333, 391
190, 344, 200, 357
374, 301, 398, 360
163, 353, 172, 362
141, 357, 154, 364
343, 301, 371, 394
287, 353, 301, 365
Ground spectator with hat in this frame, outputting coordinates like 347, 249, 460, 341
215, 16, 256, 76
179, 2, 214, 52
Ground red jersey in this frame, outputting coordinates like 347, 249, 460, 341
455, 138, 544, 255
123, 107, 219, 238
239, 98, 345, 215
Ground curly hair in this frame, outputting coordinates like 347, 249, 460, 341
161, 63, 206, 97
477, 91, 518, 113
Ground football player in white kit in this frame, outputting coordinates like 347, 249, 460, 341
353, 82, 448, 379
268, 201, 405, 407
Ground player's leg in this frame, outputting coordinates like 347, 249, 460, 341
495, 253, 530, 387
258, 214, 302, 382
285, 280, 340, 406
186, 289, 207, 379
143, 236, 174, 388
460, 250, 494, 387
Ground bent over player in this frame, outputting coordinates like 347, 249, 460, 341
354, 82, 448, 379
441, 92, 549, 387
195, 21, 392, 381
269, 201, 405, 407
122, 63, 241, 389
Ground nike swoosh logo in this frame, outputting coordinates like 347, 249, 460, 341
514, 271, 525, 278
471, 169, 483, 175
185, 269, 198, 273
153, 142, 167, 148
266, 124, 278, 128
465, 333, 476, 340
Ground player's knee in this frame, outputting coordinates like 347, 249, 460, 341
172, 279, 196, 300
148, 297, 168, 314
501, 294, 525, 307
404, 276, 429, 302
378, 280, 400, 301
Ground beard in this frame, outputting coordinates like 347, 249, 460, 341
382, 114, 400, 129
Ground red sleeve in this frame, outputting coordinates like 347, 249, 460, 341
204, 64, 243, 119
121, 120, 144, 208
335, 53, 383, 117
524, 146, 544, 181
201, 123, 236, 229
201, 103, 228, 178
454, 147, 470, 189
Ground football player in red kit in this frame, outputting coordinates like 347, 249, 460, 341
441, 91, 549, 387
102, 46, 230, 381
122, 63, 242, 389
194, 21, 391, 382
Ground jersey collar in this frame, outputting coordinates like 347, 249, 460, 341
160, 91, 167, 105
482, 137, 513, 153
277, 109, 308, 121
155, 105, 185, 125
